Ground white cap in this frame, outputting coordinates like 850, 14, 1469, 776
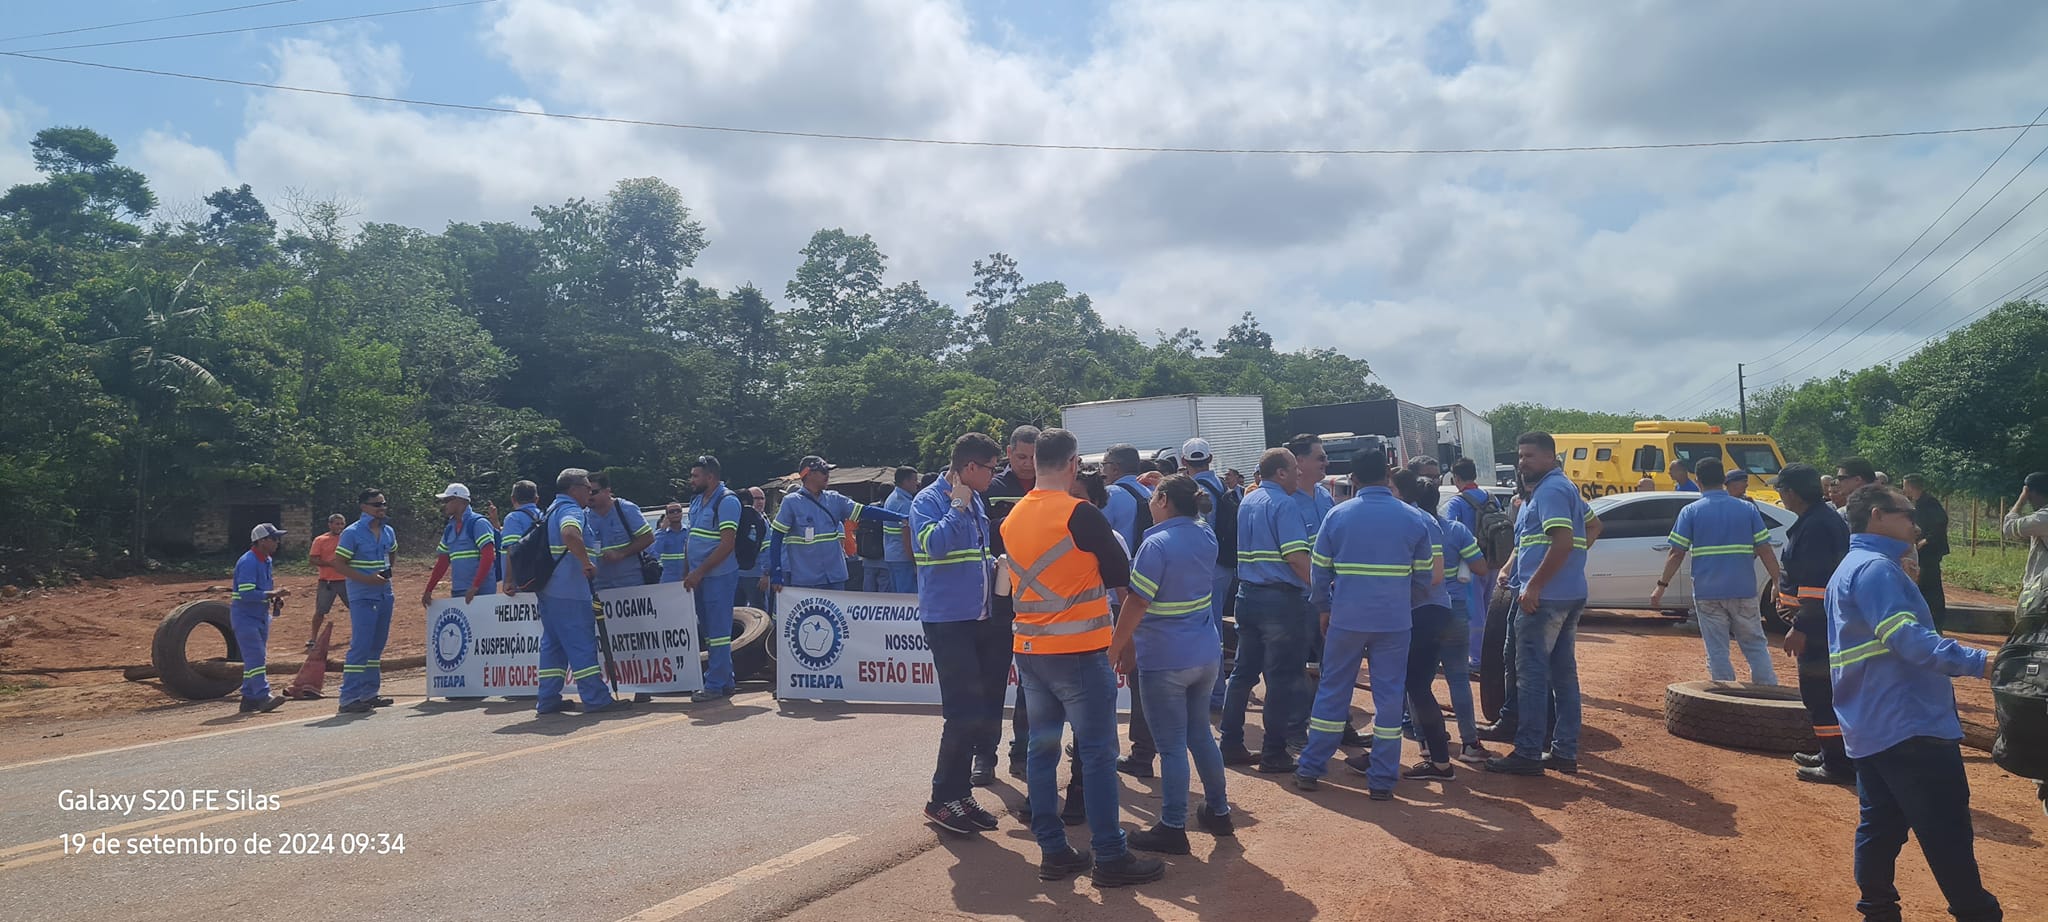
434, 483, 472, 501
250, 523, 287, 542
1181, 438, 1213, 463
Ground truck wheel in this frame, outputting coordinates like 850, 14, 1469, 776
1662, 680, 1817, 753
1758, 580, 1791, 635
1479, 587, 1511, 721
151, 600, 244, 700
723, 607, 772, 681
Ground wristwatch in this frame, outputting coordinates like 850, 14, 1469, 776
1656, 580, 1670, 588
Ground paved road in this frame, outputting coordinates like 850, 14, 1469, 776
1, 680, 947, 922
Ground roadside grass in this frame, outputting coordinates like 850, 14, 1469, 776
1941, 544, 2028, 599
0, 678, 50, 697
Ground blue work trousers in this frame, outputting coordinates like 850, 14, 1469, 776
338, 591, 393, 706
231, 602, 272, 701
1852, 736, 2001, 922
696, 571, 739, 694
1297, 627, 1409, 791
536, 595, 614, 711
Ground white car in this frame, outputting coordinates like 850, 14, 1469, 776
1584, 490, 1791, 616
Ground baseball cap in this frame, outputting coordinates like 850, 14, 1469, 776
250, 523, 287, 542
434, 483, 471, 501
799, 455, 835, 476
1181, 438, 1213, 463
1725, 468, 1748, 482
2026, 471, 2048, 494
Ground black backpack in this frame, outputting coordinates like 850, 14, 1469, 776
506, 501, 562, 593
856, 516, 887, 560
1197, 477, 1239, 567
734, 503, 767, 572
1116, 482, 1154, 538
1461, 492, 1515, 569
1992, 580, 2048, 782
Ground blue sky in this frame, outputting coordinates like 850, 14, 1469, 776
3, 1, 2045, 415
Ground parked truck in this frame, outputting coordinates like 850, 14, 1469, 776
1060, 395, 1266, 476
1283, 398, 1439, 475
1432, 404, 1495, 468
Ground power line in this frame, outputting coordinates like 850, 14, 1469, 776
1822, 217, 2048, 373
0, 1, 310, 43
0, 49, 2040, 157
1751, 174, 2048, 390
15, 0, 502, 54
1744, 102, 2048, 374
1662, 370, 1737, 419
1868, 265, 2048, 367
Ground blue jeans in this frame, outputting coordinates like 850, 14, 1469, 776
1694, 596, 1779, 684
1440, 595, 1478, 745
535, 594, 614, 710
887, 561, 917, 594
231, 603, 271, 701
338, 592, 393, 705
1208, 566, 1235, 708
1298, 627, 1409, 790
1465, 579, 1489, 668
1139, 661, 1229, 828
696, 571, 739, 693
1017, 651, 1126, 862
1219, 583, 1314, 756
1511, 599, 1585, 761
735, 572, 765, 610
1852, 737, 2001, 921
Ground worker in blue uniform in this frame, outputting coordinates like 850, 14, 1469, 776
421, 483, 497, 605
685, 456, 744, 701
882, 466, 920, 593
653, 502, 689, 584
1826, 484, 1999, 922
1217, 448, 1316, 774
583, 470, 655, 592
1485, 431, 1593, 776
765, 455, 908, 593
231, 523, 291, 714
333, 489, 398, 714
498, 480, 543, 593
533, 468, 628, 715
1294, 450, 1437, 799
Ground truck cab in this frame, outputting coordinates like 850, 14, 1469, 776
1553, 421, 1787, 504
1318, 432, 1400, 476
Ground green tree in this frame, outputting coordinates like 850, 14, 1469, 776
91, 262, 220, 561
0, 127, 156, 248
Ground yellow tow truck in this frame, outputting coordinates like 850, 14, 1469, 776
1553, 421, 1788, 504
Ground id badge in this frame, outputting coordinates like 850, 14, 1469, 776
804, 526, 815, 540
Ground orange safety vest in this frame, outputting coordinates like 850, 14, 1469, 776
1001, 489, 1112, 654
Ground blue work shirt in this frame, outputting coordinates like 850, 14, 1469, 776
1445, 486, 1491, 534
1311, 486, 1436, 633
584, 498, 652, 591
772, 488, 862, 588
688, 485, 742, 579
653, 525, 688, 583
501, 503, 542, 556
333, 515, 396, 601
1237, 481, 1312, 588
1510, 468, 1590, 601
1294, 482, 1336, 539
1673, 479, 1701, 493
1441, 515, 1485, 587
231, 548, 274, 614
1669, 490, 1770, 601
540, 494, 591, 601
437, 508, 496, 595
911, 478, 991, 622
1105, 475, 1154, 549
1128, 516, 1221, 671
1826, 533, 1989, 759
883, 486, 916, 563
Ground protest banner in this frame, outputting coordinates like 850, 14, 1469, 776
426, 583, 704, 698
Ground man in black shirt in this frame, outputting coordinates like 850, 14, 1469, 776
1776, 464, 1855, 784
1900, 474, 1950, 630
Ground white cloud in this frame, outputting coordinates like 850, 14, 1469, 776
52, 0, 2048, 415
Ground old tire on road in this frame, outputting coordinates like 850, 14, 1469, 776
1663, 680, 1818, 753
151, 600, 244, 700
725, 606, 772, 681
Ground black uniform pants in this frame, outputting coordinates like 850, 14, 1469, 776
1917, 555, 1947, 632
1795, 601, 1853, 772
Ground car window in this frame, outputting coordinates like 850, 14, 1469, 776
1756, 503, 1793, 529
1674, 442, 1723, 467
1573, 448, 1587, 460
1593, 496, 1696, 540
1595, 448, 1613, 461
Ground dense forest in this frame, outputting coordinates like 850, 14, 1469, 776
0, 127, 1387, 578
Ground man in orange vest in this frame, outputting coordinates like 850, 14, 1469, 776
1002, 428, 1165, 888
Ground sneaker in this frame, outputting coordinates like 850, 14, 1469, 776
1117, 755, 1155, 779
1791, 751, 1825, 768
589, 699, 634, 713
970, 755, 996, 787
1254, 753, 1298, 774
1195, 803, 1235, 837
1542, 752, 1579, 775
337, 700, 375, 714
633, 692, 654, 703
1342, 751, 1374, 776
1456, 742, 1494, 765
1368, 788, 1394, 801
1219, 744, 1258, 766
960, 798, 1001, 831
689, 689, 730, 704
257, 695, 286, 713
368, 696, 396, 708
1038, 846, 1092, 881
535, 700, 581, 715
1293, 773, 1320, 792
1485, 754, 1545, 776
924, 799, 978, 835
1476, 721, 1517, 743
1128, 823, 1190, 855
1341, 723, 1368, 747
1403, 760, 1456, 781
1091, 852, 1166, 887
1795, 765, 1855, 786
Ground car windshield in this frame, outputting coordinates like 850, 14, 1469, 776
1673, 442, 1723, 468
1726, 443, 1783, 475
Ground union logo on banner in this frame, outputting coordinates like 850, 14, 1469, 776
785, 595, 852, 672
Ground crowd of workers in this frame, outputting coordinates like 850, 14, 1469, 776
215, 427, 2047, 917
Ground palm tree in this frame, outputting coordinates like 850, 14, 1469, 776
96, 261, 218, 564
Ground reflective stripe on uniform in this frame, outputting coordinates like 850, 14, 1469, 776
1875, 612, 1917, 641
1830, 639, 1888, 668
1308, 716, 1345, 734
1373, 724, 1405, 739
1008, 535, 1109, 614
1147, 595, 1212, 616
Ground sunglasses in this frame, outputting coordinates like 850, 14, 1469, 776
365, 501, 388, 508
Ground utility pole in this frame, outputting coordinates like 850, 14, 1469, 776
1737, 363, 1748, 433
